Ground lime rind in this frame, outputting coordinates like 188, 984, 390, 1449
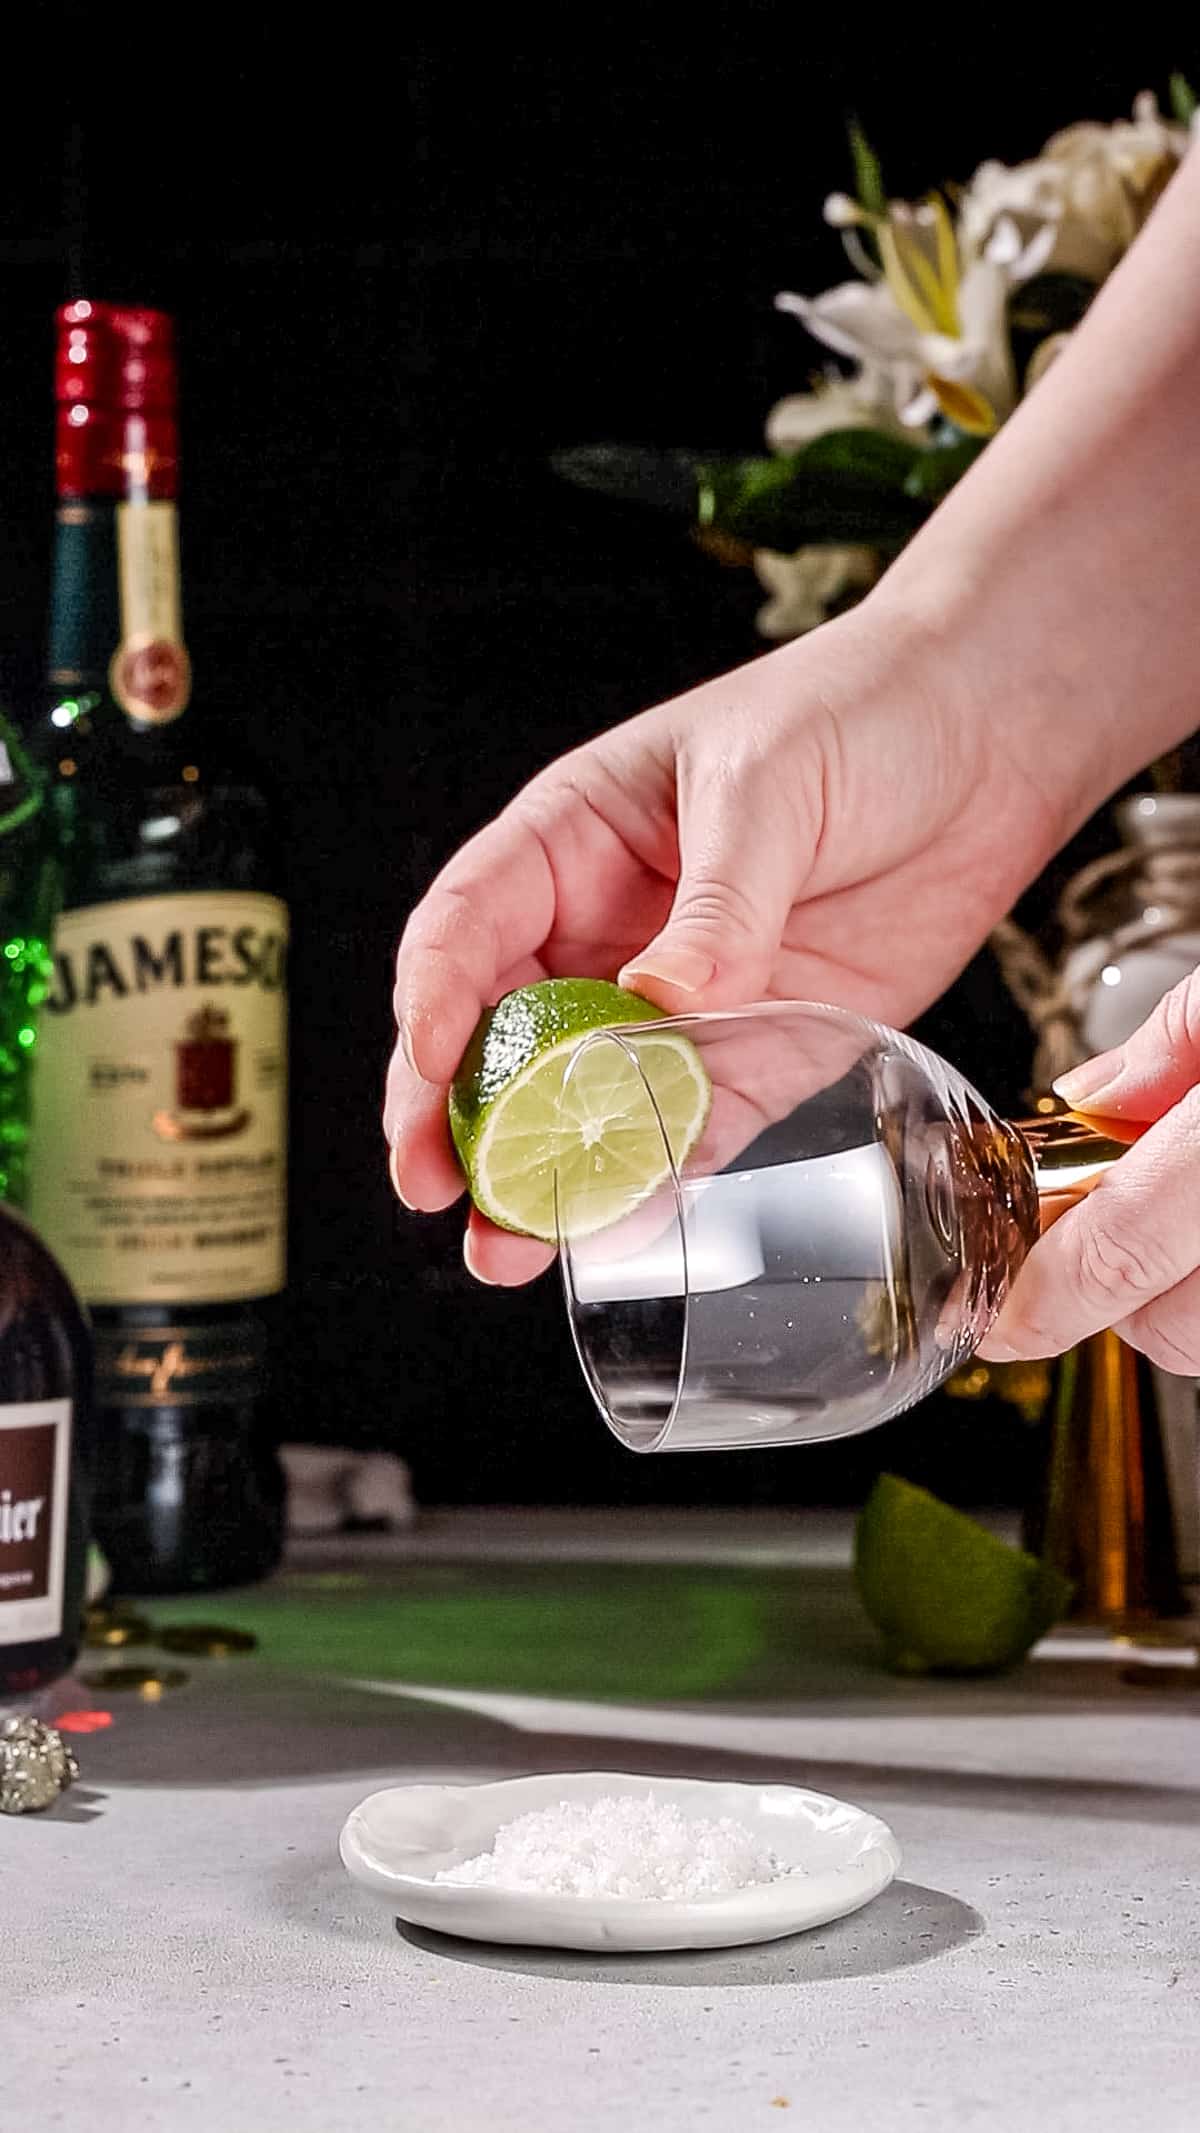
450, 978, 664, 1136
449, 979, 711, 1244
854, 1473, 1072, 1676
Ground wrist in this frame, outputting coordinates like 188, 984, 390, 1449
860, 552, 1129, 850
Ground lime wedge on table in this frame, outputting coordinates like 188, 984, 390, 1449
449, 978, 710, 1243
854, 1473, 1072, 1676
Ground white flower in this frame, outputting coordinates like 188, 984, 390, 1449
776, 275, 927, 421
777, 185, 1063, 434
959, 156, 1093, 278
753, 544, 879, 639
1048, 88, 1191, 193
769, 93, 1194, 484
959, 91, 1192, 285
766, 369, 907, 451
777, 236, 1018, 435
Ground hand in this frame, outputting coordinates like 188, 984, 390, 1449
980, 970, 1200, 1371
386, 597, 1079, 1283
388, 157, 1200, 1285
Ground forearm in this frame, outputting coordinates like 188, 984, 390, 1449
871, 145, 1200, 831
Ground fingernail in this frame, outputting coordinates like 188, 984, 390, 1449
387, 1144, 416, 1210
619, 946, 715, 996
1053, 1048, 1124, 1109
399, 1021, 419, 1078
463, 1230, 498, 1285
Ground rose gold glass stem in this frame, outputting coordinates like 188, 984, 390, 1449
1016, 1109, 1142, 1232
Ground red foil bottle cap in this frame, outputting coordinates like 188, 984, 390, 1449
55, 300, 178, 499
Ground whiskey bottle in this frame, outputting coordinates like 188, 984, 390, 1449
27, 301, 287, 1595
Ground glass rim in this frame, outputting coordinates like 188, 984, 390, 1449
557, 1024, 690, 1451
554, 999, 893, 1453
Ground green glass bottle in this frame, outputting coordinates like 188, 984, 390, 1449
26, 301, 288, 1597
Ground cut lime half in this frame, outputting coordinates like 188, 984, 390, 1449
450, 979, 711, 1243
854, 1473, 1072, 1676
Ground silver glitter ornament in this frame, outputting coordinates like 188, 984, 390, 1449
0, 1716, 80, 1814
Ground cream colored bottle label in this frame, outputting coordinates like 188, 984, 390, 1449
29, 891, 287, 1306
109, 501, 192, 725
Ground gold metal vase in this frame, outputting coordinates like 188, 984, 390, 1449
1026, 1328, 1187, 1630
1015, 1107, 1187, 1629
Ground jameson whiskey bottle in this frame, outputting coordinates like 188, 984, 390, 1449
27, 301, 287, 1595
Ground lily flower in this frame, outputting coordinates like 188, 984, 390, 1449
778, 190, 1050, 435
754, 543, 880, 638
766, 367, 908, 452
959, 91, 1193, 284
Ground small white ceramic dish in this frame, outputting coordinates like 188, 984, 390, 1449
339, 1770, 901, 1952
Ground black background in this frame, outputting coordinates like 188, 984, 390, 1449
0, 25, 1191, 1507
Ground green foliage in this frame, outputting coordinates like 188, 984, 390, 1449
696, 428, 974, 549
552, 425, 988, 554
903, 433, 986, 506
702, 423, 990, 549
550, 444, 699, 517
1170, 72, 1196, 125
848, 116, 887, 219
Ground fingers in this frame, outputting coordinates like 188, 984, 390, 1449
384, 1070, 556, 1286
385, 803, 558, 1231
620, 751, 797, 1011
384, 1049, 558, 1272
464, 1208, 556, 1286
980, 1082, 1200, 1362
1053, 966, 1200, 1121
393, 808, 557, 1087
384, 1046, 464, 1212
384, 1036, 557, 1278
1116, 1264, 1200, 1373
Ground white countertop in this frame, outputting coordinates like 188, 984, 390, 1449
4, 1511, 1198, 2132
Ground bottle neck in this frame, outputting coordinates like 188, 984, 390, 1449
48, 408, 191, 730
47, 498, 121, 698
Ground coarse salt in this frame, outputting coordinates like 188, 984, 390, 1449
434, 1793, 804, 1901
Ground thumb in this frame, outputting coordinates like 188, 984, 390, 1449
619, 769, 795, 1009
1053, 967, 1200, 1122
980, 1080, 1200, 1363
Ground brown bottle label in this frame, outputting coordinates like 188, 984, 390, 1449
0, 1401, 71, 1647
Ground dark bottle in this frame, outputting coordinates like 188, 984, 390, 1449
0, 1203, 93, 1696
0, 709, 62, 1209
26, 302, 287, 1595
